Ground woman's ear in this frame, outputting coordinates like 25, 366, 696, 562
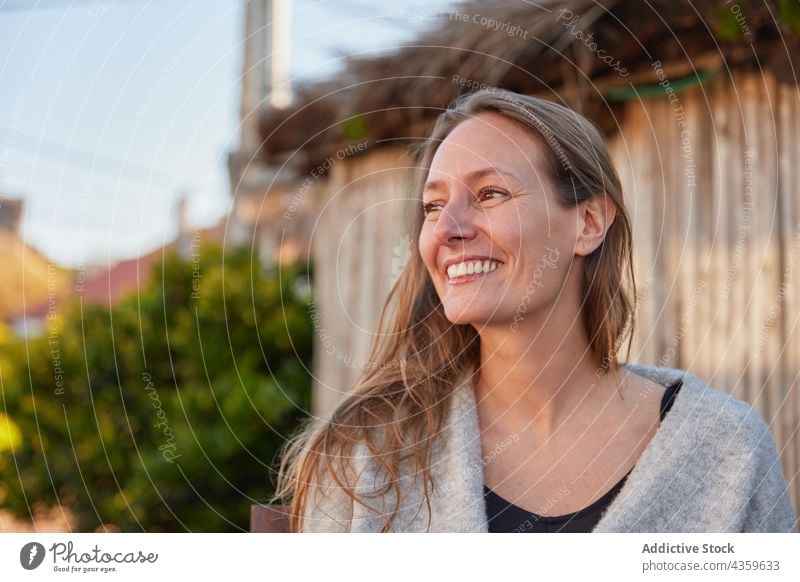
575, 193, 617, 257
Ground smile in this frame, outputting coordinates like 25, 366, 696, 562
446, 260, 502, 285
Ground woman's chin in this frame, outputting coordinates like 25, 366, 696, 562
442, 305, 497, 327
442, 307, 475, 326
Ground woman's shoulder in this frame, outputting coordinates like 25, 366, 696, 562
300, 436, 388, 532
622, 363, 774, 447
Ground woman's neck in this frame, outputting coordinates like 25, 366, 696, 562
473, 316, 622, 444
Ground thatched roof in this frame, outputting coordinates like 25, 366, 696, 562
260, 0, 800, 171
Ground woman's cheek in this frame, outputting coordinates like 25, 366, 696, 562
523, 244, 564, 297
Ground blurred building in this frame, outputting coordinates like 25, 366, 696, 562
1, 195, 224, 336
227, 0, 313, 267
0, 198, 70, 336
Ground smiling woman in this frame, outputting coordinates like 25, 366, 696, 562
272, 87, 796, 533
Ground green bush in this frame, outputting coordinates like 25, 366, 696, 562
0, 243, 313, 531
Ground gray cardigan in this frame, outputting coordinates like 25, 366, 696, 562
302, 363, 797, 532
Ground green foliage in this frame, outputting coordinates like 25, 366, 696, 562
0, 243, 313, 531
342, 115, 368, 140
714, 4, 747, 42
779, 0, 800, 33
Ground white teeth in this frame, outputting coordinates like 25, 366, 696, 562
446, 259, 501, 279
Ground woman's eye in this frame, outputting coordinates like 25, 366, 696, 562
421, 202, 442, 217
479, 188, 508, 201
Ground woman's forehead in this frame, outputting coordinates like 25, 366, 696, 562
428, 115, 546, 183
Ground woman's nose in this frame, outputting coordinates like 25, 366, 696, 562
431, 200, 478, 244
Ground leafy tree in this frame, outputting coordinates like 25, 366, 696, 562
0, 243, 313, 531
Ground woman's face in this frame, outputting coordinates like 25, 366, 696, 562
418, 112, 581, 328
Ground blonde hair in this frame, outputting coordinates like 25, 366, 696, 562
273, 87, 636, 532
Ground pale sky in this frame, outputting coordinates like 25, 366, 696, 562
0, 0, 455, 268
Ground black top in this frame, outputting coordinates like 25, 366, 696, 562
484, 378, 684, 533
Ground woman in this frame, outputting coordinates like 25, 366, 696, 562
273, 87, 796, 533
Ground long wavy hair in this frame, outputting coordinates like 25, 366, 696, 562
272, 87, 637, 532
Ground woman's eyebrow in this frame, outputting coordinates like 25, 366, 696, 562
423, 166, 523, 193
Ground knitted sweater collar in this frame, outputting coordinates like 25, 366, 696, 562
419, 362, 698, 532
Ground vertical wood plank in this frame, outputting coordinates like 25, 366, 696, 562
776, 80, 800, 514
729, 71, 749, 403
759, 71, 784, 449
708, 73, 730, 394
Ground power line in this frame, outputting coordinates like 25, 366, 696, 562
1, 127, 181, 185
0, 0, 155, 14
